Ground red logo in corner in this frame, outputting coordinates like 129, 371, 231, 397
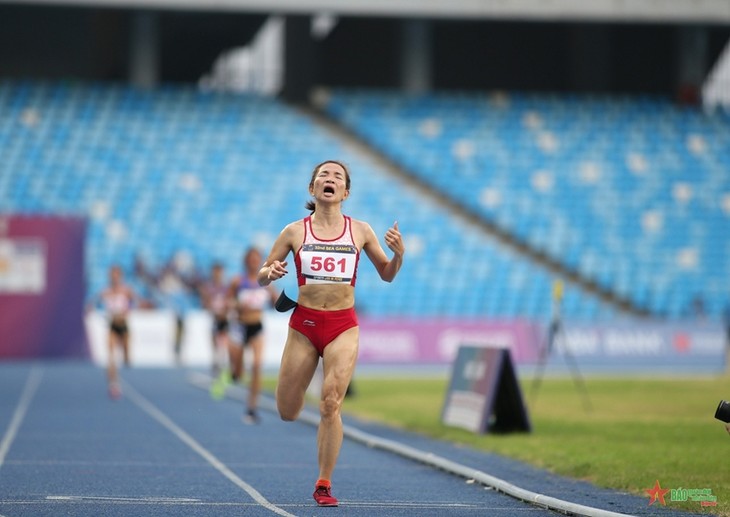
645, 480, 670, 506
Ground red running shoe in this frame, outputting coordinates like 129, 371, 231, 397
313, 484, 338, 507
108, 383, 122, 400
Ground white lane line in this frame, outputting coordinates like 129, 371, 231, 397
122, 382, 296, 517
188, 372, 632, 517
4, 498, 302, 508
0, 367, 43, 470
47, 495, 201, 503
335, 501, 481, 508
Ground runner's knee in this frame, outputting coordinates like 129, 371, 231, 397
277, 403, 301, 421
319, 390, 342, 420
276, 389, 303, 421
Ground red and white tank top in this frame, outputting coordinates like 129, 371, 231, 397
103, 288, 132, 317
295, 215, 360, 286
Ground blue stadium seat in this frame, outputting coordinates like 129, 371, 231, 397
0, 81, 639, 320
322, 89, 730, 320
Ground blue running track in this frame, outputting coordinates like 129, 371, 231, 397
0, 362, 698, 517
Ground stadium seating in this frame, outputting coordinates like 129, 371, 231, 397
0, 80, 644, 321
322, 89, 730, 319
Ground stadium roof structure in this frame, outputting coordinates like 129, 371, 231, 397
3, 0, 730, 23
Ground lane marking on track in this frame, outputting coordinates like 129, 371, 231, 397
0, 367, 43, 471
336, 501, 484, 508
4, 494, 548, 513
187, 372, 632, 517
122, 382, 297, 517
46, 495, 202, 503
3, 497, 290, 507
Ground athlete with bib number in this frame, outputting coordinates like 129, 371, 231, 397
97, 265, 138, 399
258, 160, 405, 507
229, 247, 278, 424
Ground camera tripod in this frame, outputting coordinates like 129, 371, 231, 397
530, 313, 592, 413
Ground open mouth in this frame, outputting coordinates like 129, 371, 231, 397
323, 186, 335, 194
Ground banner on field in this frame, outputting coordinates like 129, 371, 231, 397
442, 346, 531, 434
540, 321, 727, 374
358, 318, 540, 364
85, 310, 727, 375
356, 318, 726, 375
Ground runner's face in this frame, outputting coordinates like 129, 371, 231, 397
244, 250, 261, 272
310, 163, 349, 203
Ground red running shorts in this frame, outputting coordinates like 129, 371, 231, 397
289, 305, 358, 356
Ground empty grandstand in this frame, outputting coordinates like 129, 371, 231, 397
321, 89, 730, 319
1, 2, 729, 328
0, 80, 620, 320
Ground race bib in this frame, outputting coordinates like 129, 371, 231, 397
300, 243, 358, 284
